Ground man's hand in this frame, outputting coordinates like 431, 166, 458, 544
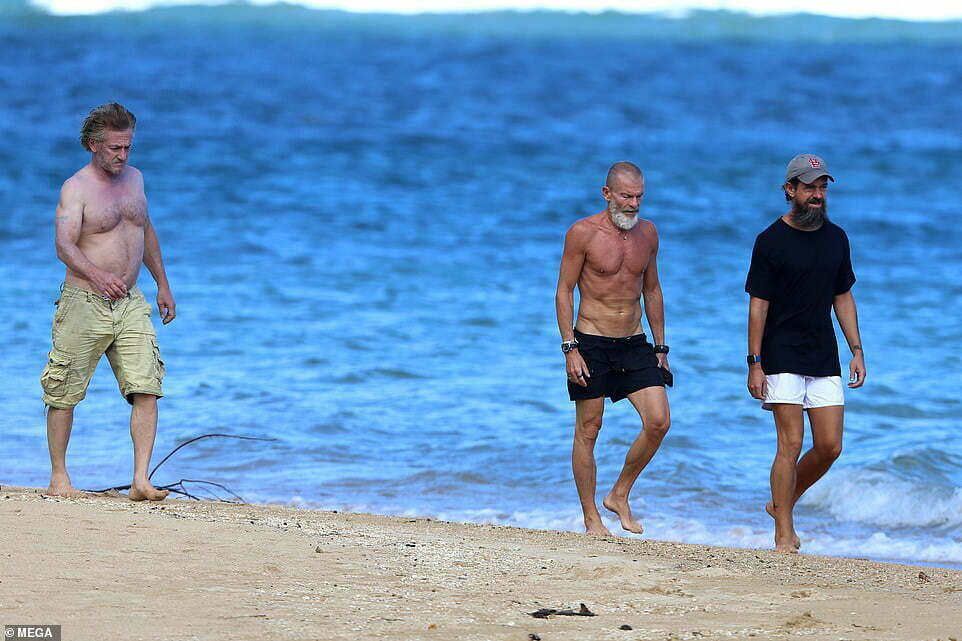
848, 351, 866, 388
565, 350, 590, 387
747, 364, 767, 400
91, 269, 128, 300
157, 288, 176, 325
656, 353, 670, 371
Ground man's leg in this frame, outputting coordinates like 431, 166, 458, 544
770, 404, 804, 553
46, 407, 81, 496
127, 393, 169, 501
603, 386, 670, 534
43, 289, 113, 496
572, 397, 609, 535
792, 406, 843, 503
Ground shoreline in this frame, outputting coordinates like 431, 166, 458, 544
876, 557, 962, 571
277, 502, 962, 573
2, 485, 960, 640
13, 483, 961, 571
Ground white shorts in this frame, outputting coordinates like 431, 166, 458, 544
762, 373, 844, 411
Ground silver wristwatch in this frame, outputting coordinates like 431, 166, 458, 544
561, 339, 579, 353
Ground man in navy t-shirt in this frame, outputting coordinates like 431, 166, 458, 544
745, 153, 867, 553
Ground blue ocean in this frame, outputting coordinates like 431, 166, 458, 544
2, 1, 961, 567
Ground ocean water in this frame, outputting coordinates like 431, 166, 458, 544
2, 3, 961, 567
26, 0, 962, 22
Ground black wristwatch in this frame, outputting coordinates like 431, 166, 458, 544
561, 339, 579, 353
653, 344, 669, 354
747, 354, 762, 366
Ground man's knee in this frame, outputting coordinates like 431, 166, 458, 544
644, 414, 670, 440
576, 415, 603, 442
45, 405, 74, 418
129, 393, 158, 407
815, 439, 842, 461
776, 437, 803, 460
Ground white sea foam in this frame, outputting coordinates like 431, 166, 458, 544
28, 0, 962, 21
799, 468, 962, 530
453, 510, 962, 565
280, 497, 962, 566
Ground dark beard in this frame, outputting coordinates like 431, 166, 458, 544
791, 198, 828, 229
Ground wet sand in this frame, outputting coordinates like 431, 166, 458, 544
1, 485, 960, 640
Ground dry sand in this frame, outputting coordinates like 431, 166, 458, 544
1, 485, 960, 641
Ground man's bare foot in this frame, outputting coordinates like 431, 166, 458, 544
766, 501, 800, 549
46, 474, 83, 497
584, 518, 613, 536
602, 494, 644, 534
774, 538, 799, 554
128, 482, 169, 502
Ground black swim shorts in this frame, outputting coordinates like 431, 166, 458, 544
567, 329, 664, 402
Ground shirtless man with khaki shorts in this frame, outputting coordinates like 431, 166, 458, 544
41, 102, 175, 500
555, 161, 671, 536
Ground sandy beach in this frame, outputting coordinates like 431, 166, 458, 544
1, 485, 959, 641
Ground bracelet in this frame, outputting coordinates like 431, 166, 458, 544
653, 344, 669, 354
851, 344, 862, 352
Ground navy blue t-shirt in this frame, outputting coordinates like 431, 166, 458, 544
745, 218, 856, 377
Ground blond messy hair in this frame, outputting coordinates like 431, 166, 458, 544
80, 102, 136, 151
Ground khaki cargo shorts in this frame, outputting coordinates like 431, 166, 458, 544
40, 283, 165, 409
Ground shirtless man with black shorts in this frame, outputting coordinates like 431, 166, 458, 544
555, 161, 671, 536
41, 102, 175, 500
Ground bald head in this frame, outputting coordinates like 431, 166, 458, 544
602, 161, 645, 232
605, 161, 643, 188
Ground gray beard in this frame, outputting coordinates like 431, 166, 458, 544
608, 202, 639, 231
791, 200, 828, 229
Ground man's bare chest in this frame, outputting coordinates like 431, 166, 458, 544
585, 235, 652, 277
83, 194, 147, 234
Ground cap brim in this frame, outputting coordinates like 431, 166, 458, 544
795, 169, 835, 184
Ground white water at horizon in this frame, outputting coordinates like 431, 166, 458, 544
27, 0, 962, 21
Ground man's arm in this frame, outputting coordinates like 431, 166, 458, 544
747, 296, 769, 399
555, 223, 590, 386
55, 180, 128, 299
641, 224, 668, 369
143, 215, 176, 324
833, 290, 865, 388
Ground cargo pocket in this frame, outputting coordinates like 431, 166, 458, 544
151, 339, 165, 383
40, 349, 72, 398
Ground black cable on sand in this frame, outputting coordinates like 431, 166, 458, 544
86, 433, 277, 502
